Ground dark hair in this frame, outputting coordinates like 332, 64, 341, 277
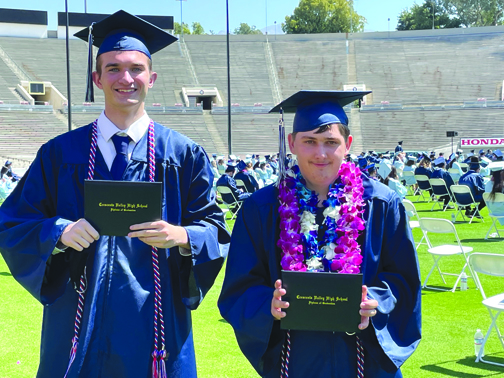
383, 166, 398, 186
489, 170, 504, 201
291, 123, 350, 142
217, 159, 224, 165
96, 53, 153, 77
405, 159, 415, 167
447, 156, 457, 169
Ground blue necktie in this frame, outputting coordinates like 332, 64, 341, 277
110, 134, 131, 180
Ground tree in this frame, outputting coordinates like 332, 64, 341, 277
174, 22, 191, 35
234, 23, 263, 34
441, 0, 504, 26
282, 0, 366, 34
397, 1, 461, 30
192, 22, 205, 35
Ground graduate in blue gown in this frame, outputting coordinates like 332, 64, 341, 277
216, 164, 252, 203
0, 11, 229, 378
218, 91, 421, 378
235, 160, 260, 193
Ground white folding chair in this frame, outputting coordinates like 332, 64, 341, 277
402, 171, 417, 196
469, 253, 504, 367
483, 193, 504, 239
419, 218, 475, 292
451, 185, 484, 224
414, 174, 432, 202
235, 179, 248, 193
429, 178, 454, 211
216, 186, 243, 223
402, 199, 427, 249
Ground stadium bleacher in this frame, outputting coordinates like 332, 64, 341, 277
0, 57, 21, 103
0, 110, 67, 160
1, 27, 504, 160
185, 37, 275, 106
271, 39, 348, 98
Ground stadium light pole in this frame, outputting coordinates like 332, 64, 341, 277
265, 0, 268, 35
432, 1, 435, 29
176, 0, 186, 38
65, 0, 72, 131
226, 0, 232, 155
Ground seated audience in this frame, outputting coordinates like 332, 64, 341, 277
415, 157, 432, 178
384, 166, 408, 199
255, 162, 275, 186
459, 157, 486, 217
0, 161, 20, 183
210, 160, 220, 178
235, 161, 260, 193
447, 153, 464, 183
216, 164, 252, 207
486, 164, 504, 195
403, 156, 417, 186
431, 156, 454, 208
217, 158, 226, 175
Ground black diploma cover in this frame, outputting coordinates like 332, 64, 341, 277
84, 180, 162, 236
280, 271, 363, 333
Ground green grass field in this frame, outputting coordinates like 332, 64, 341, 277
1, 195, 504, 377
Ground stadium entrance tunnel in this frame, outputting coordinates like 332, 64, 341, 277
182, 87, 223, 109
194, 96, 214, 110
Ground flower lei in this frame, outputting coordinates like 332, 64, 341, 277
277, 161, 366, 273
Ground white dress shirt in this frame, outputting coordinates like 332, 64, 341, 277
97, 111, 150, 170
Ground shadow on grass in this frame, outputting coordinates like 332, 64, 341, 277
421, 355, 504, 377
0, 271, 12, 277
461, 239, 504, 243
218, 318, 229, 324
421, 286, 454, 293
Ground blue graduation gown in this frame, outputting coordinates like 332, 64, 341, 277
235, 170, 260, 193
431, 168, 455, 195
414, 166, 432, 178
459, 170, 485, 202
216, 174, 250, 203
218, 176, 421, 378
0, 123, 230, 378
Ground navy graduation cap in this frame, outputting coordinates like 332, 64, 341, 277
75, 10, 178, 102
269, 90, 371, 132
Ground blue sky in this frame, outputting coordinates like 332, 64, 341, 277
10, 0, 418, 33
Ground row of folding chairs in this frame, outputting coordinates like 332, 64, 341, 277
403, 197, 501, 291
404, 197, 504, 367
414, 176, 487, 222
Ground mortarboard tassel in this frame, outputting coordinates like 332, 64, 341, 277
85, 23, 95, 103
275, 108, 286, 187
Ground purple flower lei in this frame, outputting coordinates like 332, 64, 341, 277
277, 161, 366, 273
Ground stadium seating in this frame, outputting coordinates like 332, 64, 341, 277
1, 27, 504, 160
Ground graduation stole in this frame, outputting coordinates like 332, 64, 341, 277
64, 120, 169, 378
277, 160, 366, 378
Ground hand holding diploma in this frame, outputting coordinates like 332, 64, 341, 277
271, 280, 378, 330
61, 219, 100, 251
128, 221, 190, 249
271, 279, 289, 320
359, 285, 378, 330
